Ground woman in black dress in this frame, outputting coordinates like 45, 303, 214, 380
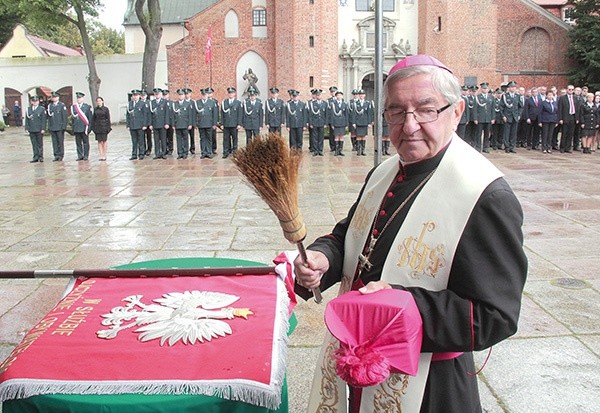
92, 97, 111, 160
579, 93, 599, 154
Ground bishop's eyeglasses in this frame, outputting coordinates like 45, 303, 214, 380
383, 103, 452, 125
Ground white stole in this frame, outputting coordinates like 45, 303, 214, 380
307, 136, 503, 413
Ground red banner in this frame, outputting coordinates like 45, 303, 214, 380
0, 274, 289, 409
204, 27, 213, 64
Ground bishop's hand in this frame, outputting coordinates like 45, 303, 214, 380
294, 250, 328, 290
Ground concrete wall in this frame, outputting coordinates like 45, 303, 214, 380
0, 53, 168, 123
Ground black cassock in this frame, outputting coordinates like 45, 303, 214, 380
296, 146, 528, 413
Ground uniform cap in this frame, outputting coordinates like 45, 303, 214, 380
162, 89, 170, 94
357, 89, 365, 94
314, 89, 323, 95
200, 88, 207, 95
270, 87, 279, 93
291, 89, 300, 96
325, 289, 423, 387
184, 88, 192, 94
494, 88, 502, 94
75, 92, 85, 97
176, 88, 185, 95
461, 85, 469, 91
480, 82, 489, 88
468, 85, 478, 91
152, 88, 163, 94
329, 86, 338, 92
389, 54, 452, 75
507, 81, 517, 87
30, 95, 40, 101
205, 87, 214, 93
227, 87, 236, 93
51, 91, 60, 97
351, 89, 359, 95
248, 87, 257, 95
500, 84, 508, 92
335, 91, 344, 96
130, 89, 140, 95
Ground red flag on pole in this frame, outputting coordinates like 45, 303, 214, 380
204, 27, 213, 64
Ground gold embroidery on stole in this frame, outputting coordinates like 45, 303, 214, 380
397, 221, 447, 279
349, 192, 375, 239
373, 373, 410, 413
317, 341, 341, 412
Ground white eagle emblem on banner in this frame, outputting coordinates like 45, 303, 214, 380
97, 291, 253, 346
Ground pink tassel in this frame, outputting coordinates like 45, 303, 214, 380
334, 344, 391, 387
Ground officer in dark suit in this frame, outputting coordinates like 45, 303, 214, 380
140, 91, 153, 156
457, 86, 469, 141
149, 88, 169, 159
475, 83, 493, 152
573, 87, 585, 151
286, 90, 308, 150
523, 87, 542, 150
349, 89, 374, 156
126, 89, 149, 160
307, 89, 328, 156
172, 88, 194, 159
25, 95, 47, 162
46, 91, 68, 161
265, 87, 285, 134
221, 87, 243, 158
348, 89, 359, 151
326, 86, 338, 152
242, 87, 263, 144
184, 88, 197, 154
501, 81, 522, 153
558, 85, 580, 153
71, 91, 93, 161
195, 88, 219, 159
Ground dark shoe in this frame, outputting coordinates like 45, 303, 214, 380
30, 159, 38, 163
505, 149, 510, 153
139, 156, 144, 160
483, 149, 490, 153
39, 158, 44, 162
222, 154, 229, 159
177, 155, 183, 159
565, 150, 572, 153
129, 156, 137, 160
190, 150, 195, 154
318, 152, 324, 156
207, 154, 213, 159
509, 149, 516, 153
83, 157, 88, 160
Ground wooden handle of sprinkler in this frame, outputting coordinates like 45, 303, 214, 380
296, 242, 323, 304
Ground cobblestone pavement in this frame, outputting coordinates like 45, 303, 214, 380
0, 125, 598, 412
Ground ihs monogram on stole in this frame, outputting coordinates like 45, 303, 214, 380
349, 191, 376, 239
397, 221, 446, 278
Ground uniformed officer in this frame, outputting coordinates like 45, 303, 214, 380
465, 85, 478, 147
205, 87, 219, 154
457, 85, 469, 140
25, 95, 47, 163
328, 90, 348, 156
307, 89, 328, 156
163, 89, 175, 155
46, 91, 68, 161
286, 90, 308, 150
349, 89, 374, 156
475, 82, 493, 152
242, 87, 263, 144
524, 87, 542, 150
149, 88, 169, 159
265, 87, 285, 134
221, 87, 243, 158
125, 89, 149, 160
184, 88, 197, 154
195, 88, 219, 159
326, 86, 338, 152
71, 91, 93, 161
501, 80, 522, 153
491, 87, 505, 150
140, 91, 153, 156
348, 89, 359, 151
172, 88, 194, 159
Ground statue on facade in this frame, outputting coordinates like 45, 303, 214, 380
391, 39, 406, 56
405, 39, 412, 55
349, 39, 360, 53
341, 39, 348, 54
243, 68, 259, 97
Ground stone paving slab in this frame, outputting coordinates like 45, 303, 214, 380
0, 125, 599, 412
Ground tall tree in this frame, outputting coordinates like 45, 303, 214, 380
135, 0, 162, 92
0, 0, 103, 102
567, 0, 600, 90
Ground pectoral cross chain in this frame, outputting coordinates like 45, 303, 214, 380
357, 236, 378, 277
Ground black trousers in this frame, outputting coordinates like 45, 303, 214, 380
503, 121, 518, 150
309, 126, 325, 154
199, 127, 213, 156
75, 132, 90, 159
29, 131, 43, 160
526, 121, 541, 148
50, 130, 65, 159
560, 120, 576, 151
541, 123, 555, 150
475, 122, 491, 150
153, 127, 167, 157
289, 128, 303, 150
129, 129, 144, 158
222, 127, 238, 155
